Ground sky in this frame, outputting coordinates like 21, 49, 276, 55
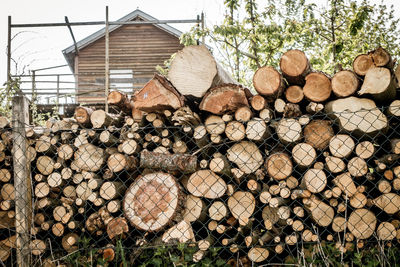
1, 0, 399, 90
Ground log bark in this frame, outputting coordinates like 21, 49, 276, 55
123, 172, 180, 231
280, 49, 311, 85
359, 67, 396, 102
168, 45, 235, 98
140, 150, 197, 173
199, 84, 250, 114
303, 72, 332, 102
133, 74, 184, 112
253, 66, 285, 100
331, 70, 359, 97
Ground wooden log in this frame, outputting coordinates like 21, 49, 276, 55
0, 169, 11, 183
183, 195, 206, 222
140, 150, 197, 173
200, 84, 250, 114
57, 144, 74, 160
251, 95, 267, 111
301, 169, 327, 193
387, 100, 400, 117
355, 141, 375, 159
377, 222, 396, 241
370, 47, 393, 67
259, 108, 273, 122
276, 118, 302, 145
100, 181, 125, 200
325, 156, 346, 173
253, 66, 285, 100
283, 103, 302, 118
35, 135, 52, 153
187, 170, 226, 199
73, 144, 104, 172
303, 72, 331, 102
107, 217, 129, 240
30, 239, 46, 256
162, 220, 195, 243
331, 70, 359, 97
209, 156, 231, 176
333, 172, 357, 197
265, 152, 293, 181
107, 91, 132, 113
205, 115, 225, 135
227, 141, 263, 174
74, 106, 93, 126
208, 201, 228, 221
359, 67, 396, 102
347, 209, 376, 239
292, 143, 316, 168
234, 106, 252, 122
90, 110, 122, 129
304, 120, 334, 150
348, 157, 368, 177
99, 130, 118, 146
61, 233, 79, 253
329, 134, 354, 158
225, 121, 245, 141
373, 193, 400, 214
285, 85, 304, 103
350, 193, 367, 208
303, 196, 334, 227
168, 45, 235, 98
107, 153, 137, 173
246, 118, 270, 141
228, 191, 255, 221
52, 222, 64, 237
280, 49, 311, 85
274, 98, 286, 114
123, 172, 180, 231
133, 74, 184, 112
47, 172, 63, 188
353, 53, 374, 76
0, 184, 14, 201
248, 247, 269, 263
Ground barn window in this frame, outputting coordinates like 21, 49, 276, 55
109, 69, 134, 93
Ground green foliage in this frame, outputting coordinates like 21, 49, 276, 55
0, 79, 21, 117
181, 0, 400, 84
137, 244, 228, 267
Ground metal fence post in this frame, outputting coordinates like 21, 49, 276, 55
12, 95, 32, 267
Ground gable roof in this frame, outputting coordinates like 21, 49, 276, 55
62, 9, 183, 71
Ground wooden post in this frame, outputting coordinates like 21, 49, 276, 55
31, 70, 36, 103
201, 12, 205, 45
7, 16, 11, 84
105, 6, 110, 113
12, 95, 32, 267
56, 74, 60, 107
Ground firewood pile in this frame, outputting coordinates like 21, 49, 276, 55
1, 45, 400, 265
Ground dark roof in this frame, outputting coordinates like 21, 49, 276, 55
62, 9, 183, 72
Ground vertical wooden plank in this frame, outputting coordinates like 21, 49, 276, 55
12, 96, 32, 267
105, 6, 110, 113
7, 16, 11, 84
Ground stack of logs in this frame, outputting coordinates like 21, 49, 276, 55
2, 45, 400, 265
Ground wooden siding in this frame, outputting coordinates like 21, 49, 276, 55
76, 21, 184, 103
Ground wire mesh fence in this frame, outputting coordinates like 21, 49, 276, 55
2, 99, 400, 266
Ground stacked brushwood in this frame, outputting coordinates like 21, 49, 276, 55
3, 45, 400, 265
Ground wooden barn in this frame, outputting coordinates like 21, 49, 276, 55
62, 9, 185, 104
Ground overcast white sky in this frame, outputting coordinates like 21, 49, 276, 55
1, 0, 399, 86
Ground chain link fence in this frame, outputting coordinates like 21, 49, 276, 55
2, 96, 400, 266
